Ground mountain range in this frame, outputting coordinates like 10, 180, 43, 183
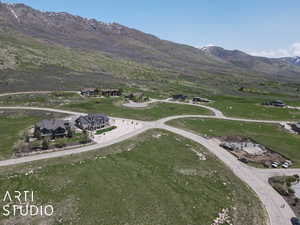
0, 2, 299, 95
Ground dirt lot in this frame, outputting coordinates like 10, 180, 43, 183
219, 136, 290, 168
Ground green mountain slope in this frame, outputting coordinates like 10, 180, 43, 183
0, 2, 299, 96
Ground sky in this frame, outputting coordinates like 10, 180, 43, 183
3, 0, 300, 58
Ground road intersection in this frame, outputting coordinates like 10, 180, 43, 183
0, 94, 299, 225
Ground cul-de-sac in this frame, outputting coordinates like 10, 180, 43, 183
1, 2, 300, 225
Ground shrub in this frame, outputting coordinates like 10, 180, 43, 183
288, 187, 295, 195
272, 183, 289, 196
95, 126, 117, 135
42, 138, 49, 150
55, 139, 67, 148
80, 130, 90, 144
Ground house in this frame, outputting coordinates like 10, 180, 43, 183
192, 97, 211, 103
75, 114, 110, 131
34, 119, 70, 139
262, 100, 286, 107
101, 89, 122, 97
172, 94, 188, 101
126, 92, 145, 102
80, 88, 99, 96
291, 122, 300, 134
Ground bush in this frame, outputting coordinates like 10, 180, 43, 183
272, 183, 289, 196
80, 130, 90, 144
288, 187, 295, 195
95, 126, 117, 135
55, 139, 67, 148
42, 138, 49, 150
30, 141, 41, 150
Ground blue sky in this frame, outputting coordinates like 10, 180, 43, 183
4, 0, 300, 57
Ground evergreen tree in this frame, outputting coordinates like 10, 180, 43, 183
42, 137, 49, 150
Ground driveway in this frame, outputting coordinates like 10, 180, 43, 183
0, 95, 299, 225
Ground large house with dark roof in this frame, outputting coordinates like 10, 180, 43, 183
75, 114, 110, 131
34, 119, 70, 139
80, 88, 99, 96
172, 94, 188, 101
101, 89, 122, 97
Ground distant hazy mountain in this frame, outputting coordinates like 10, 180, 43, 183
279, 56, 300, 67
0, 2, 300, 93
201, 46, 300, 74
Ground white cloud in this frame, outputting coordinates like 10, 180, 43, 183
250, 43, 300, 58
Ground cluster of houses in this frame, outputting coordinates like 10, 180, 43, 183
80, 88, 150, 103
34, 114, 111, 139
80, 88, 122, 97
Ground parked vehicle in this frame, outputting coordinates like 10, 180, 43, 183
282, 163, 290, 168
291, 217, 300, 225
271, 162, 280, 168
282, 161, 292, 168
262, 100, 286, 107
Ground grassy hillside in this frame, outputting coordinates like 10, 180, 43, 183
1, 28, 300, 96
0, 31, 171, 80
0, 130, 267, 225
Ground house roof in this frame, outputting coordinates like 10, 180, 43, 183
172, 94, 187, 99
76, 114, 109, 125
36, 119, 68, 130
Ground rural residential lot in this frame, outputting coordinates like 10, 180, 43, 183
1, 1, 300, 225
0, 91, 300, 225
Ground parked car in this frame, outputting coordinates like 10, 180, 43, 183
271, 162, 280, 168
238, 157, 249, 164
262, 100, 286, 107
291, 217, 300, 225
282, 161, 292, 168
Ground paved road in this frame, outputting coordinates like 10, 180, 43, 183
152, 98, 225, 118
0, 95, 299, 225
159, 124, 294, 225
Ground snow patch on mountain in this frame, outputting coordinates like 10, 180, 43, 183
5, 3, 19, 22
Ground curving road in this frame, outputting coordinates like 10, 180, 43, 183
0, 93, 299, 225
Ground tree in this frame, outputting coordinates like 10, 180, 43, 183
42, 138, 49, 150
80, 130, 90, 144
67, 127, 74, 138
55, 138, 67, 148
34, 128, 42, 140
23, 130, 30, 143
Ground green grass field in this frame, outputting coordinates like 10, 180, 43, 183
0, 110, 67, 160
0, 130, 267, 225
209, 95, 300, 121
167, 118, 300, 167
62, 98, 212, 120
0, 93, 212, 120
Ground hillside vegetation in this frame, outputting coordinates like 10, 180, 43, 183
0, 2, 300, 96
